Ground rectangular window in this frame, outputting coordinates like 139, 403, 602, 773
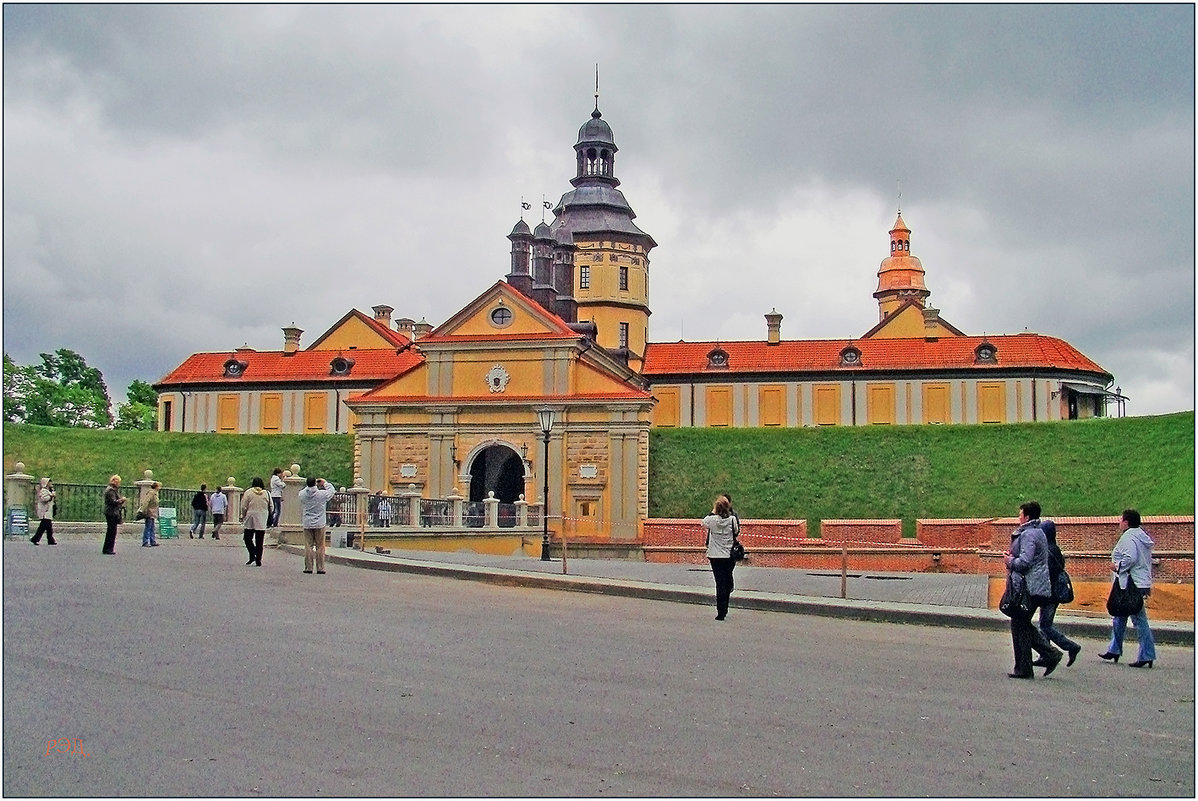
759, 385, 785, 426
619, 265, 629, 291
304, 392, 328, 433
978, 382, 1006, 424
814, 384, 841, 426
217, 394, 240, 433
866, 384, 896, 424
260, 394, 282, 433
579, 265, 590, 289
161, 399, 173, 432
922, 383, 950, 424
653, 387, 680, 427
619, 322, 629, 348
706, 386, 733, 427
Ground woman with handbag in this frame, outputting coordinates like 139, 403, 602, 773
1100, 509, 1156, 668
1035, 520, 1081, 667
1002, 501, 1064, 679
702, 495, 739, 621
241, 477, 272, 567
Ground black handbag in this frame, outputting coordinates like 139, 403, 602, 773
729, 539, 746, 562
1106, 576, 1143, 617
1054, 568, 1075, 604
999, 573, 1032, 617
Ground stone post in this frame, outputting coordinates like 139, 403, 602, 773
515, 493, 529, 528
5, 462, 35, 513
281, 464, 304, 529
135, 470, 156, 509
483, 491, 499, 529
447, 487, 465, 528
345, 479, 370, 550
221, 477, 242, 525
401, 484, 421, 527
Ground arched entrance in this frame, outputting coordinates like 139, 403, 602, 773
467, 445, 526, 504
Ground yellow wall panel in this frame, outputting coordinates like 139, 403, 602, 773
260, 394, 282, 433
654, 387, 680, 427
706, 386, 732, 427
814, 384, 841, 426
978, 382, 1006, 423
314, 315, 396, 351
217, 394, 240, 433
866, 383, 896, 424
923, 383, 950, 424
759, 385, 784, 426
304, 393, 328, 433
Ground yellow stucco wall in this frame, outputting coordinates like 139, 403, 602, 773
312, 315, 396, 351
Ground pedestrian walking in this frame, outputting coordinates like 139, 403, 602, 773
1035, 519, 1081, 667
139, 481, 160, 547
297, 476, 337, 574
30, 477, 58, 545
102, 475, 125, 555
1100, 509, 1157, 668
209, 487, 227, 540
189, 484, 209, 538
1003, 501, 1063, 679
268, 468, 285, 527
241, 477, 271, 567
702, 495, 739, 621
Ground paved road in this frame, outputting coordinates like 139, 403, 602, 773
4, 541, 1194, 797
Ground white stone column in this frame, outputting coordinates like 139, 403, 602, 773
281, 464, 304, 528
401, 484, 421, 527
221, 478, 242, 525
345, 480, 370, 549
5, 462, 35, 513
483, 491, 499, 529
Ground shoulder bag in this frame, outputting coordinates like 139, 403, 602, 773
999, 572, 1032, 617
1054, 567, 1075, 604
729, 539, 746, 562
1106, 575, 1143, 617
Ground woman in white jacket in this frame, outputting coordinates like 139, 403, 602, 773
1100, 508, 1157, 668
702, 495, 740, 621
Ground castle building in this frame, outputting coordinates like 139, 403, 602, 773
154, 98, 1118, 538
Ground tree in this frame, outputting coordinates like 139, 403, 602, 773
115, 379, 159, 430
4, 349, 112, 428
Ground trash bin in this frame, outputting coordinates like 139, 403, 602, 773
158, 508, 178, 538
330, 530, 346, 549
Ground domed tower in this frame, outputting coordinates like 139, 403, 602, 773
549, 101, 656, 370
873, 212, 931, 321
506, 218, 533, 299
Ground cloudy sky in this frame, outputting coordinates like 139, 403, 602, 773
4, 4, 1193, 416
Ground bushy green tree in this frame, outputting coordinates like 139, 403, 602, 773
115, 379, 158, 430
3, 349, 112, 428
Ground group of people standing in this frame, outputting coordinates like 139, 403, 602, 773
1003, 501, 1156, 678
92, 468, 340, 576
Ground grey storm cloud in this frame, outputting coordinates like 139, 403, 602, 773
3, 4, 1192, 416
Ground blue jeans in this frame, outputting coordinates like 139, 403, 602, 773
1038, 603, 1079, 653
142, 517, 157, 545
1107, 589, 1156, 662
270, 497, 281, 527
190, 510, 207, 535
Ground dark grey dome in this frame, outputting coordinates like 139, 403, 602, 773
509, 219, 531, 237
577, 108, 615, 147
533, 221, 553, 240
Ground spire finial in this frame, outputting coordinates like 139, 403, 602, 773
594, 63, 600, 111
897, 179, 902, 215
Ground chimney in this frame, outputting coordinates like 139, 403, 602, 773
412, 318, 433, 340
923, 306, 940, 340
372, 305, 394, 326
765, 308, 783, 345
282, 324, 303, 355
394, 317, 415, 338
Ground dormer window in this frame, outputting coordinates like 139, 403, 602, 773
975, 342, 998, 364
706, 348, 729, 369
330, 356, 355, 376
223, 358, 248, 378
839, 345, 862, 367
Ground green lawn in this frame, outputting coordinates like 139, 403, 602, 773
4, 413, 1193, 533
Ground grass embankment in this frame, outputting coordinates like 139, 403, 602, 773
649, 412, 1195, 535
2, 424, 354, 489
4, 413, 1194, 532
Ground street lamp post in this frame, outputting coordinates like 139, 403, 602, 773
537, 406, 554, 561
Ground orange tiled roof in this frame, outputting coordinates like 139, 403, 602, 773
642, 334, 1110, 377
154, 347, 423, 387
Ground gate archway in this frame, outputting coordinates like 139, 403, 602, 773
467, 444, 526, 504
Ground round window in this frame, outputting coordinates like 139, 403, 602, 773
490, 307, 513, 327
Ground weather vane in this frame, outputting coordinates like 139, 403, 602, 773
594, 63, 600, 111
897, 179, 903, 215
520, 197, 531, 220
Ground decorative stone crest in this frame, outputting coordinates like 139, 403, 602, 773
485, 364, 511, 393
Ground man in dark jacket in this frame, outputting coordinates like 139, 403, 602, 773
1003, 501, 1064, 679
189, 484, 209, 538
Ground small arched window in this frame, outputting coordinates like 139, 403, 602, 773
330, 356, 355, 376
223, 358, 248, 378
707, 348, 729, 369
839, 346, 863, 367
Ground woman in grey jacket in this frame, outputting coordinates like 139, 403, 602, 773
703, 495, 739, 621
1100, 509, 1156, 667
1003, 501, 1064, 679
